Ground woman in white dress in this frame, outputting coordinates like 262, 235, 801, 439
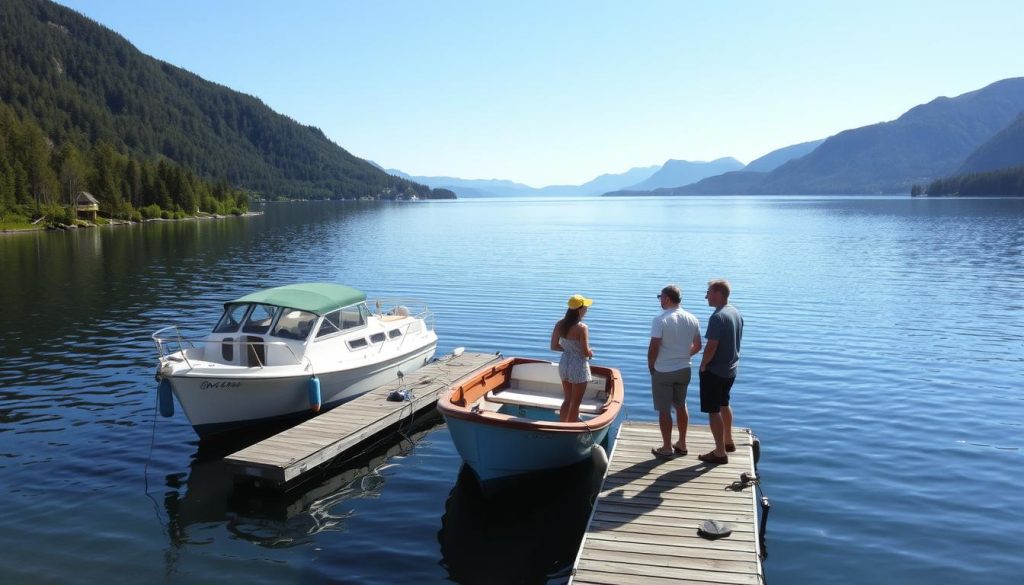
549, 294, 594, 422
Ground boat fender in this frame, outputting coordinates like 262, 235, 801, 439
308, 376, 322, 413
591, 444, 609, 472
751, 434, 761, 468
158, 379, 174, 418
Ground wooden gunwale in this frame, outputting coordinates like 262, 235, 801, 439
436, 356, 624, 433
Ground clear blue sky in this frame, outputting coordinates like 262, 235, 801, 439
54, 0, 1024, 187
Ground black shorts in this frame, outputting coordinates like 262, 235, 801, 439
699, 370, 735, 413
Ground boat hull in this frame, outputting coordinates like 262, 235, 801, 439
166, 342, 436, 438
445, 413, 610, 484
437, 357, 624, 488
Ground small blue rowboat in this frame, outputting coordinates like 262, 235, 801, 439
437, 357, 624, 487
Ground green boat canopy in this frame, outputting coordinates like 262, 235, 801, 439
228, 283, 367, 315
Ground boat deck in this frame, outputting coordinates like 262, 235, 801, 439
224, 350, 503, 487
571, 421, 765, 585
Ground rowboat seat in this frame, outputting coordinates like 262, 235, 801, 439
485, 389, 605, 414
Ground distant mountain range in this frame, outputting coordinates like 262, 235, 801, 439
641, 78, 1024, 196
402, 78, 1024, 198
386, 165, 662, 197
624, 158, 744, 191
387, 158, 771, 197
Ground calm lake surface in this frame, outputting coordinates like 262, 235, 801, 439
0, 195, 1022, 584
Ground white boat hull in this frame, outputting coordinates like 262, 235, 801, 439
165, 342, 436, 437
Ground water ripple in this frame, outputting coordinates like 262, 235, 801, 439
0, 196, 1022, 584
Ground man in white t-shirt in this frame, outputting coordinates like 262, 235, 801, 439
648, 284, 702, 459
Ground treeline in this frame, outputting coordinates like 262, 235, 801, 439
0, 0, 445, 201
915, 165, 1024, 196
0, 101, 248, 224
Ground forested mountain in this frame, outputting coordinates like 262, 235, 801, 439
662, 171, 770, 196
0, 0, 442, 203
913, 113, 1024, 196
0, 99, 248, 223
616, 78, 1024, 196
756, 78, 1024, 194
956, 113, 1024, 174
922, 165, 1024, 196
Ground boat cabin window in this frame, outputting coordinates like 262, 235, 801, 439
388, 329, 402, 339
347, 337, 368, 349
272, 308, 317, 340
370, 332, 386, 344
214, 303, 249, 333
340, 303, 369, 330
314, 303, 371, 340
242, 304, 278, 334
316, 311, 343, 338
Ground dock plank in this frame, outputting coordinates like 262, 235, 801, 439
570, 422, 763, 584
224, 351, 503, 486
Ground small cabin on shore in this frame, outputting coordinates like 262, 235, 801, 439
76, 191, 99, 222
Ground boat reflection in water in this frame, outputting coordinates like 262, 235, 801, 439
162, 423, 433, 551
438, 455, 607, 585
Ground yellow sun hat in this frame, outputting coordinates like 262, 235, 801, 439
567, 294, 593, 310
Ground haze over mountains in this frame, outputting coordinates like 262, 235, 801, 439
390, 158, 754, 197
610, 79, 1024, 196
394, 80, 1024, 198
387, 165, 663, 197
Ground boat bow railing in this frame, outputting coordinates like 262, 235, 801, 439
373, 298, 434, 328
372, 298, 435, 353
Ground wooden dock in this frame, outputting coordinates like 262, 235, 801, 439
571, 421, 764, 585
224, 350, 502, 488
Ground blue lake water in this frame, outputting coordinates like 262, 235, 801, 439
0, 195, 1022, 584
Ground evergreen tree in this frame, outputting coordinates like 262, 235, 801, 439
57, 142, 88, 207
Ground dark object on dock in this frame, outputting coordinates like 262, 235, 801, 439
697, 519, 733, 540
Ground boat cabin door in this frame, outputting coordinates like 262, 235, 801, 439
245, 336, 266, 366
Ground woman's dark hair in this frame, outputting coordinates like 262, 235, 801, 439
558, 308, 582, 337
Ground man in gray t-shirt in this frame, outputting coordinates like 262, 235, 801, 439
698, 279, 744, 465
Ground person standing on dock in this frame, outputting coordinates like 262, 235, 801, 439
648, 285, 702, 459
698, 279, 744, 465
551, 294, 595, 422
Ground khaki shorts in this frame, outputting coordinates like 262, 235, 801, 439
651, 368, 691, 412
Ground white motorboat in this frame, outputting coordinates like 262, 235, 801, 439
153, 283, 438, 438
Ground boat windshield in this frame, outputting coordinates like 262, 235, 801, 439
315, 303, 370, 338
213, 303, 249, 333
242, 303, 278, 334
272, 308, 318, 340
